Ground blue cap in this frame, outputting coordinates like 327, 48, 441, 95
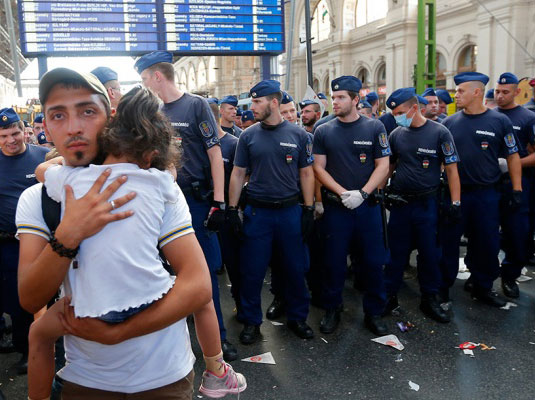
134, 51, 173, 74
33, 113, 44, 124
436, 89, 453, 105
365, 92, 379, 103
91, 67, 118, 85
249, 80, 281, 98
281, 91, 294, 104
207, 97, 219, 105
0, 108, 20, 127
485, 89, 495, 99
331, 76, 362, 93
386, 87, 416, 110
317, 92, 327, 100
299, 99, 319, 109
454, 72, 489, 86
220, 95, 238, 107
241, 110, 254, 122
360, 100, 372, 109
497, 72, 519, 85
37, 131, 50, 145
422, 88, 437, 97
417, 95, 428, 105
236, 107, 242, 116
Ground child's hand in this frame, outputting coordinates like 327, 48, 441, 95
35, 156, 64, 182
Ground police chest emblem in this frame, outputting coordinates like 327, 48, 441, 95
441, 142, 454, 156
481, 141, 489, 150
199, 121, 213, 137
379, 132, 388, 148
360, 153, 366, 163
504, 133, 516, 148
422, 159, 429, 168
286, 154, 293, 164
1, 115, 6, 121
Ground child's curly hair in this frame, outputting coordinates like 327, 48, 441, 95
99, 86, 179, 170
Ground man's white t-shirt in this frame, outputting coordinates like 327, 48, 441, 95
44, 163, 181, 318
16, 178, 196, 392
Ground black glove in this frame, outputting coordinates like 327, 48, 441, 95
384, 193, 408, 210
370, 189, 384, 206
204, 201, 226, 231
301, 206, 315, 242
447, 203, 462, 224
226, 207, 243, 237
508, 190, 523, 211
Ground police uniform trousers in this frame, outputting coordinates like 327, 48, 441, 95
237, 204, 310, 326
500, 175, 531, 281
321, 201, 387, 315
439, 186, 501, 291
0, 238, 33, 355
526, 173, 535, 259
384, 196, 441, 296
218, 222, 241, 312
184, 194, 226, 340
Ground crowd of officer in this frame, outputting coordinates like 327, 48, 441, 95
2, 51, 535, 395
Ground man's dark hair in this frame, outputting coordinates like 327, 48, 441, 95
146, 63, 176, 83
266, 91, 283, 105
99, 86, 179, 171
1, 120, 24, 132
404, 96, 419, 107
347, 91, 360, 102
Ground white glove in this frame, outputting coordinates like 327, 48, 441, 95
498, 158, 508, 174
314, 201, 324, 219
341, 190, 365, 210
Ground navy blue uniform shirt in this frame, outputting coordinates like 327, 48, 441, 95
234, 120, 313, 201
0, 144, 49, 232
389, 120, 459, 193
312, 114, 336, 134
442, 109, 518, 186
219, 132, 238, 197
379, 112, 397, 135
222, 124, 242, 138
161, 93, 220, 188
313, 116, 391, 190
496, 106, 535, 158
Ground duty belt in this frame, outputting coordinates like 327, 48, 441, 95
0, 231, 16, 241
391, 187, 438, 202
461, 183, 498, 193
320, 187, 344, 207
247, 195, 299, 209
180, 181, 213, 202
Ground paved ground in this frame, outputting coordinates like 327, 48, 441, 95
2, 259, 535, 400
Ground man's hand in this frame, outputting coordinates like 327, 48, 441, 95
54, 169, 136, 249
226, 207, 243, 237
341, 190, 365, 210
58, 299, 123, 345
301, 206, 314, 242
205, 201, 226, 231
446, 203, 462, 224
508, 190, 523, 211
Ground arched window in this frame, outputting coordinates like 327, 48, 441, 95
356, 0, 388, 27
208, 56, 217, 83
436, 52, 447, 89
376, 63, 387, 111
313, 78, 320, 93
197, 61, 207, 89
188, 65, 196, 91
357, 68, 371, 96
457, 45, 477, 73
311, 0, 331, 44
323, 75, 330, 96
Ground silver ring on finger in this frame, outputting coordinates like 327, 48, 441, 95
110, 200, 116, 210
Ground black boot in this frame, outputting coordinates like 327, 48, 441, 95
221, 339, 238, 362
501, 278, 519, 298
287, 320, 314, 339
364, 315, 388, 335
382, 295, 399, 316
420, 294, 450, 323
471, 286, 506, 308
266, 297, 285, 320
319, 307, 342, 334
239, 324, 261, 345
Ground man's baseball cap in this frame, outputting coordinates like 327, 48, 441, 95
39, 68, 110, 107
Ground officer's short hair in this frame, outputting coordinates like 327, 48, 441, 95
0, 120, 24, 132
405, 96, 419, 107
265, 91, 283, 105
303, 103, 321, 113
346, 91, 360, 102
145, 63, 175, 82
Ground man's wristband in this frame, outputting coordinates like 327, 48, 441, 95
49, 230, 79, 259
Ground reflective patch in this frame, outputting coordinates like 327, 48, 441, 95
379, 132, 389, 148
441, 142, 454, 156
381, 148, 391, 156
481, 141, 489, 150
199, 121, 214, 137
445, 155, 458, 164
504, 133, 516, 148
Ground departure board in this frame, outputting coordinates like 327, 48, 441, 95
17, 0, 285, 57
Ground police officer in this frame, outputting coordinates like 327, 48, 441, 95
436, 89, 453, 119
378, 108, 398, 135
91, 66, 122, 109
134, 51, 237, 360
365, 91, 380, 118
227, 79, 315, 344
313, 76, 391, 335
495, 72, 535, 298
317, 92, 329, 117
422, 88, 442, 122
299, 99, 322, 133
485, 89, 497, 109
36, 131, 53, 149
280, 91, 298, 124
32, 113, 44, 137
220, 95, 243, 138
359, 100, 373, 118
241, 110, 255, 128
439, 72, 522, 307
235, 107, 244, 129
382, 88, 461, 322
0, 108, 49, 373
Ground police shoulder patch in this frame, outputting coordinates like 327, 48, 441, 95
504, 133, 516, 148
441, 141, 455, 156
378, 132, 389, 148
306, 136, 313, 156
199, 121, 214, 137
